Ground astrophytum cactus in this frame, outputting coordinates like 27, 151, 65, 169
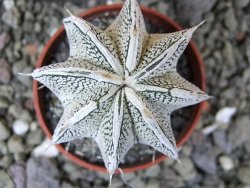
29, 0, 209, 176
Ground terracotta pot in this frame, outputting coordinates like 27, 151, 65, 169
33, 4, 206, 173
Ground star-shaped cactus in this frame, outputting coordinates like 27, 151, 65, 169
30, 0, 209, 175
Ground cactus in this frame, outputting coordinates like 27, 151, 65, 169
29, 0, 209, 177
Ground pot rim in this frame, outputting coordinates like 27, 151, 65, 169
33, 3, 206, 173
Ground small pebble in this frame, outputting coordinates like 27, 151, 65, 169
0, 141, 8, 155
26, 129, 43, 145
174, 156, 196, 181
144, 165, 160, 177
27, 157, 60, 188
3, 0, 15, 10
215, 107, 237, 125
12, 119, 29, 136
234, 0, 249, 8
1, 7, 21, 29
33, 138, 59, 158
0, 120, 10, 140
0, 32, 11, 50
0, 155, 13, 168
9, 163, 26, 188
0, 170, 14, 188
238, 167, 250, 184
218, 155, 234, 171
224, 8, 237, 32
7, 135, 25, 153
146, 178, 160, 188
0, 59, 11, 84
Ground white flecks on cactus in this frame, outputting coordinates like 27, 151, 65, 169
29, 0, 209, 176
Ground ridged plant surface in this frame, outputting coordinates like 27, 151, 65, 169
31, 0, 209, 175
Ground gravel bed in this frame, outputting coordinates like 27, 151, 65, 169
0, 0, 250, 187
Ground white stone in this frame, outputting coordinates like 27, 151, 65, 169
202, 107, 237, 135
12, 119, 29, 136
3, 0, 14, 10
215, 107, 237, 124
30, 121, 38, 131
33, 138, 59, 158
219, 155, 234, 171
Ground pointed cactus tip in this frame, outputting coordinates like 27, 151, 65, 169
18, 72, 33, 77
38, 85, 45, 90
188, 20, 206, 34
176, 158, 183, 165
64, 5, 74, 17
108, 173, 114, 188
196, 20, 206, 28
193, 20, 206, 30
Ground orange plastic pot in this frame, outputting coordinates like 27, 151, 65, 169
33, 4, 206, 173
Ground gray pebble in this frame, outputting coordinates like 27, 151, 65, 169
7, 135, 25, 153
160, 168, 184, 188
0, 140, 8, 155
144, 165, 160, 178
212, 129, 232, 153
121, 172, 136, 181
224, 8, 237, 32
62, 162, 78, 174
246, 43, 250, 62
181, 145, 193, 156
222, 41, 234, 65
0, 155, 13, 169
234, 0, 249, 8
0, 120, 10, 140
238, 167, 250, 184
174, 157, 196, 181
27, 157, 60, 188
61, 181, 75, 188
202, 175, 225, 188
0, 170, 14, 188
109, 178, 123, 188
228, 115, 250, 149
0, 32, 11, 51
176, 0, 217, 23
19, 109, 33, 122
12, 61, 28, 75
26, 129, 43, 146
16, 66, 33, 87
34, 22, 42, 33
0, 85, 14, 101
8, 104, 22, 118
0, 97, 9, 110
24, 11, 34, 21
0, 59, 11, 84
1, 7, 21, 29
192, 145, 217, 174
129, 177, 145, 188
244, 142, 250, 154
9, 163, 26, 188
146, 178, 160, 188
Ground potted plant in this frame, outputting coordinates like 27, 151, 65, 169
30, 0, 209, 177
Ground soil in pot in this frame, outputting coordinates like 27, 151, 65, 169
41, 10, 195, 168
